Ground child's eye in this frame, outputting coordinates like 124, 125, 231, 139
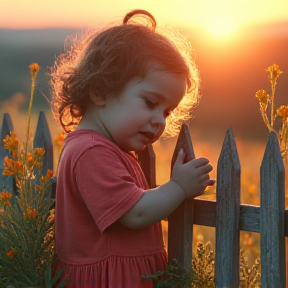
145, 99, 157, 108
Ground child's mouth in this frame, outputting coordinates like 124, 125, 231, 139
139, 131, 155, 142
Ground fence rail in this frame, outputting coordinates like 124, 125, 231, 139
0, 111, 287, 287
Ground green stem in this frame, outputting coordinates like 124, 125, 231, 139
270, 82, 276, 128
25, 78, 36, 158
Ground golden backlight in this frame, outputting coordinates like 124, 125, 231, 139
205, 16, 237, 36
0, 0, 288, 31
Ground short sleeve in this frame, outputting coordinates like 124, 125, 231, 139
74, 145, 144, 233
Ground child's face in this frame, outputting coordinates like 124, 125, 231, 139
96, 68, 186, 152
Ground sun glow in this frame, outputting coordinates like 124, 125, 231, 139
205, 16, 237, 36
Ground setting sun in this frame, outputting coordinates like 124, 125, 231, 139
205, 16, 237, 36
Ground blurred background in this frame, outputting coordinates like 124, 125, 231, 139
1, 0, 288, 263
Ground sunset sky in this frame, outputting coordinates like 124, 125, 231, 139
1, 0, 288, 36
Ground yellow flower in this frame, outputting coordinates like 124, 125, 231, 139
255, 90, 269, 111
0, 192, 12, 207
276, 105, 288, 122
266, 64, 283, 85
6, 248, 16, 258
29, 63, 40, 79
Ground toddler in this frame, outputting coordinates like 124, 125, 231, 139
50, 9, 215, 288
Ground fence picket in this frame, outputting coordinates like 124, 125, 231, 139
33, 111, 53, 175
215, 127, 240, 287
0, 113, 15, 193
168, 122, 195, 270
260, 131, 285, 287
137, 144, 156, 189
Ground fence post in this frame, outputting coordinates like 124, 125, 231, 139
215, 127, 240, 287
33, 111, 53, 175
0, 113, 16, 193
168, 122, 195, 270
260, 131, 285, 287
137, 144, 156, 189
33, 111, 53, 198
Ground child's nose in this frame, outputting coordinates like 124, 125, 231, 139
151, 113, 166, 127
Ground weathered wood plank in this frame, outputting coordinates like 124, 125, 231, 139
0, 113, 16, 193
33, 111, 53, 175
215, 127, 240, 287
260, 131, 285, 287
239, 204, 260, 233
193, 198, 216, 227
193, 199, 261, 233
168, 122, 195, 270
137, 144, 156, 189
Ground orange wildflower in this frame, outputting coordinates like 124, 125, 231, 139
276, 105, 288, 122
29, 63, 40, 79
34, 161, 43, 171
47, 208, 55, 223
6, 248, 16, 258
2, 170, 14, 176
28, 207, 37, 219
14, 161, 23, 175
0, 192, 12, 207
26, 153, 34, 168
3, 156, 14, 176
255, 89, 269, 111
266, 64, 283, 85
3, 132, 19, 157
24, 207, 37, 220
34, 147, 45, 157
0, 219, 6, 229
45, 170, 53, 181
0, 208, 6, 229
53, 131, 65, 147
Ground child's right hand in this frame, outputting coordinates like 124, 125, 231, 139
170, 149, 215, 199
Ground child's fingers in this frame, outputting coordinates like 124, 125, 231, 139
206, 179, 216, 186
192, 157, 210, 168
196, 163, 213, 176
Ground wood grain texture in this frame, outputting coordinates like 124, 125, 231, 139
215, 127, 240, 288
33, 111, 53, 175
168, 122, 195, 270
260, 131, 286, 287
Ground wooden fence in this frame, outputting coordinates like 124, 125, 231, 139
0, 111, 287, 288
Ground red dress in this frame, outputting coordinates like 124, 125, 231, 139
54, 130, 167, 288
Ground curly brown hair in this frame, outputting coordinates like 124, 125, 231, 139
49, 9, 200, 137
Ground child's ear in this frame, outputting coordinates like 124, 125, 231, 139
90, 93, 106, 107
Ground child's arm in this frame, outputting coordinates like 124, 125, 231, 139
118, 149, 215, 229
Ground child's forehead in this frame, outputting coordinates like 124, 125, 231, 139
144, 68, 187, 85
